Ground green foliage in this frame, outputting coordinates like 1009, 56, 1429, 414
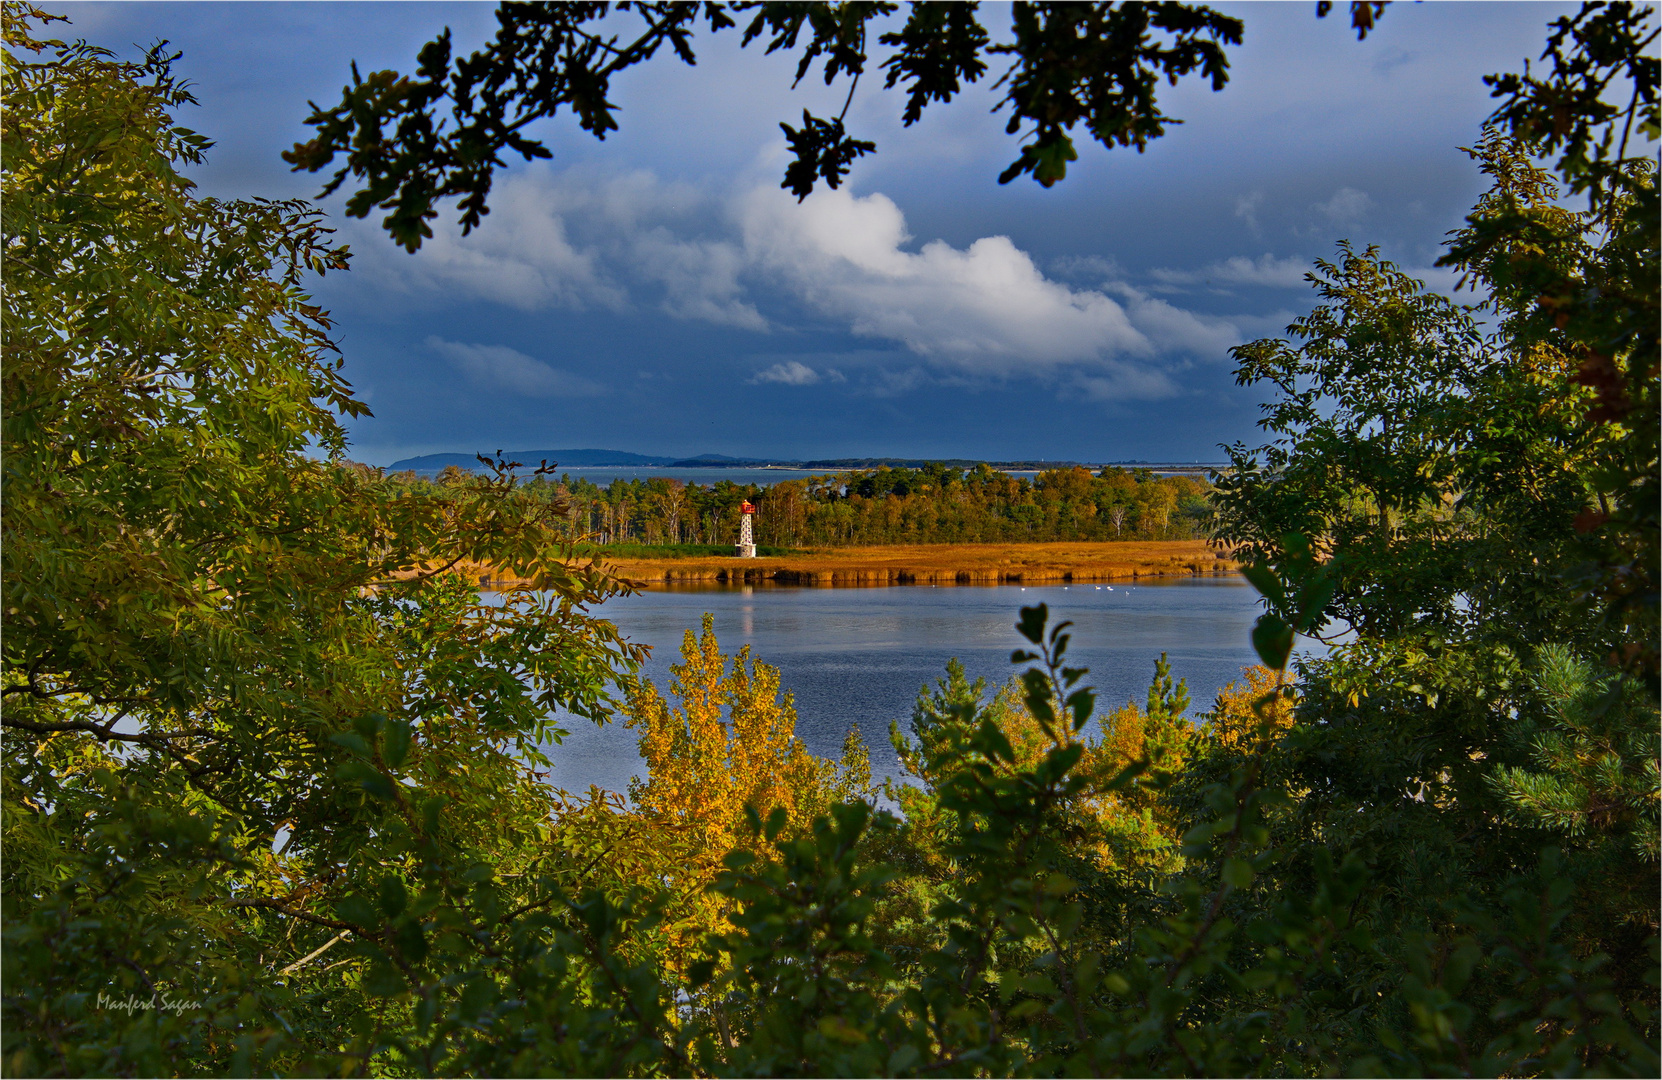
1451, 5, 1659, 688
1196, 10, 1660, 1067
993, 1, 1241, 185
5, 2, 1657, 1075
284, 1, 1275, 248
389, 463, 1216, 548
1482, 0, 1657, 204
1491, 645, 1660, 870
2, 11, 648, 1073
1240, 532, 1340, 670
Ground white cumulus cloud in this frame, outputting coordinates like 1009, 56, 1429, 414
750, 360, 829, 385
427, 337, 605, 397
353, 167, 765, 327
737, 186, 1226, 390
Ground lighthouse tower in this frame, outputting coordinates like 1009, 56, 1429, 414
735, 500, 757, 558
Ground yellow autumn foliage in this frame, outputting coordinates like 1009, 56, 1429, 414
1023, 661, 1289, 877
1201, 664, 1296, 749
900, 675, 1187, 878
1095, 698, 1151, 779
621, 614, 874, 972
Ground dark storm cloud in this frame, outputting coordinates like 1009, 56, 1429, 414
52, 1, 1582, 464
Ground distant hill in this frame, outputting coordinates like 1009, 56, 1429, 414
387, 449, 679, 473
384, 450, 1229, 476
667, 454, 765, 466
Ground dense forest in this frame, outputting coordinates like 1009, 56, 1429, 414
3, 2, 1657, 1078
377, 464, 1214, 547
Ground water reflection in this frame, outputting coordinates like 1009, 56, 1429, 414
543, 577, 1281, 796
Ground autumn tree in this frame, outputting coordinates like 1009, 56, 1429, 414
621, 615, 873, 975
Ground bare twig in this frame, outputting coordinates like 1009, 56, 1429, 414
279, 929, 351, 975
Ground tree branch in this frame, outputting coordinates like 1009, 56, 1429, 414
228, 897, 378, 939
1, 714, 208, 745
279, 929, 352, 975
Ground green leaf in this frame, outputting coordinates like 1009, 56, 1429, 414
887, 1045, 921, 1073
361, 959, 407, 998
1251, 614, 1295, 671
328, 731, 372, 757
764, 804, 788, 842
377, 875, 408, 918
1016, 603, 1049, 644
1241, 562, 1285, 606
381, 721, 412, 769
1067, 687, 1096, 731
816, 1015, 867, 1044
1221, 857, 1255, 889
336, 895, 379, 928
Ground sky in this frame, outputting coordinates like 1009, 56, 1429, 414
52, 1, 1585, 467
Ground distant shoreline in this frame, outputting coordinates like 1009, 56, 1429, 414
382, 452, 1231, 478
462, 540, 1239, 590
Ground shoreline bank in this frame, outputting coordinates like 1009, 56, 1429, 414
471, 541, 1239, 589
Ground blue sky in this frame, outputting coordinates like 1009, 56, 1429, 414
55, 2, 1580, 466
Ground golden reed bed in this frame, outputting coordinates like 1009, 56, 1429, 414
462, 541, 1239, 589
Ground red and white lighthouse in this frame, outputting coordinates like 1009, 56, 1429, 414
735, 500, 757, 558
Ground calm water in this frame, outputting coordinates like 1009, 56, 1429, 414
549, 466, 831, 487
542, 577, 1274, 795
544, 465, 1227, 488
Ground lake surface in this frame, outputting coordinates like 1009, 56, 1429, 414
542, 577, 1274, 795
548, 466, 835, 487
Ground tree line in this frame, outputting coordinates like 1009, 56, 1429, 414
377, 463, 1214, 548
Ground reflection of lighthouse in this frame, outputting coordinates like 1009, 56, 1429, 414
735, 500, 757, 558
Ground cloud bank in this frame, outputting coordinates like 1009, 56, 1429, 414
364, 165, 1271, 401
1150, 254, 1311, 290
